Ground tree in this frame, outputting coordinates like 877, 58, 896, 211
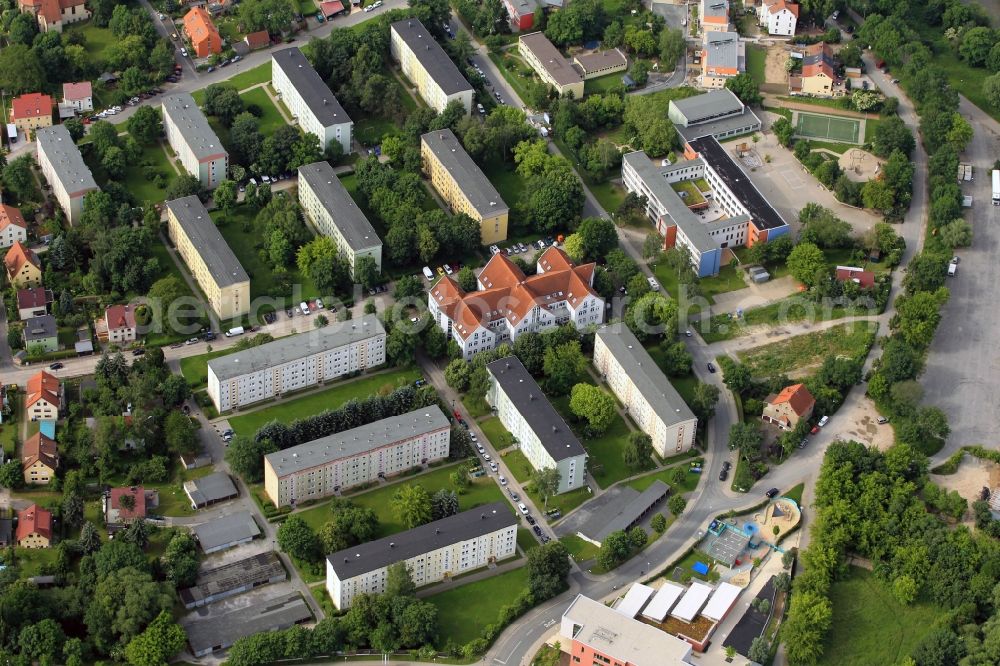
392, 484, 433, 529
772, 116, 795, 146
960, 26, 995, 66
87, 567, 175, 652
79, 521, 102, 554
651, 513, 667, 533
527, 540, 572, 600
19, 618, 64, 662
938, 219, 973, 248
165, 174, 202, 201
659, 27, 685, 68
543, 341, 589, 395
277, 516, 321, 562
214, 179, 237, 215
985, 73, 1000, 110
2, 156, 38, 203
162, 532, 199, 587
63, 117, 85, 142
124, 610, 186, 666
230, 112, 264, 166
569, 383, 616, 435
781, 590, 833, 665
0, 460, 24, 489
384, 561, 418, 599
748, 637, 770, 663
872, 115, 915, 157
625, 291, 679, 341
851, 90, 881, 112
623, 431, 653, 470
911, 628, 966, 666
225, 435, 278, 483
729, 422, 763, 462
575, 217, 618, 261
444, 358, 471, 392
597, 530, 631, 569
798, 204, 853, 249
430, 488, 459, 521
787, 242, 828, 287
725, 72, 761, 105
531, 467, 561, 509
668, 493, 687, 515
355, 255, 379, 291
297, 236, 350, 296
691, 382, 720, 422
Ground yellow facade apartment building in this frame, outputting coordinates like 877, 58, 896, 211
165, 196, 250, 321
421, 129, 509, 246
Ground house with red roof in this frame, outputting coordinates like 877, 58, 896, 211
21, 432, 59, 485
244, 30, 271, 51
762, 384, 816, 431
5, 241, 42, 288
18, 0, 89, 33
99, 304, 139, 344
789, 43, 841, 97
10, 93, 53, 134
427, 246, 605, 360
62, 81, 93, 113
835, 265, 876, 290
16, 504, 53, 548
106, 486, 157, 525
183, 7, 222, 58
26, 370, 62, 422
16, 287, 53, 321
0, 204, 28, 249
758, 0, 798, 36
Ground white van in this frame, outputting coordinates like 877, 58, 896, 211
300, 301, 310, 315
225, 326, 244, 337
422, 266, 434, 280
947, 263, 957, 277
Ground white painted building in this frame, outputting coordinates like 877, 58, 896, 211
34, 125, 99, 225
390, 18, 474, 113
263, 407, 451, 507
757, 0, 798, 37
428, 247, 604, 360
486, 357, 588, 495
593, 325, 698, 457
272, 47, 353, 155
326, 502, 517, 609
161, 93, 228, 189
206, 315, 386, 413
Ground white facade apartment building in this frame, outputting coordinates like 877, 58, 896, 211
207, 315, 386, 413
272, 47, 353, 155
263, 407, 450, 507
326, 502, 517, 609
593, 325, 698, 456
35, 125, 99, 225
390, 18, 474, 113
757, 0, 798, 36
486, 357, 587, 494
298, 161, 382, 277
162, 93, 228, 189
428, 247, 605, 360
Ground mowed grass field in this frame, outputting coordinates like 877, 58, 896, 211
426, 565, 530, 646
816, 567, 946, 666
228, 367, 423, 436
551, 387, 634, 488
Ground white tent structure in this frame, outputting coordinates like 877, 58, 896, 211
641, 582, 686, 622
701, 582, 743, 622
615, 582, 655, 618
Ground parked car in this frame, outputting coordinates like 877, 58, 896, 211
719, 468, 728, 481
766, 487, 780, 498
817, 415, 829, 427
132, 348, 146, 357
525, 514, 536, 525
517, 502, 529, 515
707, 362, 716, 373
532, 525, 543, 536
483, 453, 491, 461
48, 362, 64, 370
499, 475, 507, 486
877, 416, 889, 424
489, 461, 498, 472
509, 490, 520, 502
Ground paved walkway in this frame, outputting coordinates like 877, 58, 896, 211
414, 558, 526, 600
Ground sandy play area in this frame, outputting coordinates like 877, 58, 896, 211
933, 456, 1000, 506
837, 147, 885, 182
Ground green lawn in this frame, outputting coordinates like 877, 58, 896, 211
499, 448, 533, 484
526, 483, 593, 516
483, 159, 530, 211
783, 482, 804, 506
145, 465, 216, 517
746, 44, 766, 84
737, 321, 878, 379
479, 417, 515, 451
913, 26, 998, 123
0, 418, 17, 458
12, 547, 60, 578
225, 62, 273, 92
179, 348, 235, 389
701, 262, 748, 299
488, 52, 536, 109
816, 567, 947, 666
228, 368, 422, 435
461, 394, 491, 419
551, 390, 634, 488
126, 140, 178, 204
671, 180, 706, 206
426, 565, 531, 646
584, 72, 627, 95
627, 465, 701, 494
66, 22, 116, 61
296, 464, 507, 538
517, 527, 538, 554
239, 87, 288, 134
590, 180, 627, 214
560, 534, 600, 562
354, 117, 398, 147
699, 297, 863, 343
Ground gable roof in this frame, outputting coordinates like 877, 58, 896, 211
183, 7, 220, 46
767, 383, 815, 416
26, 370, 60, 409
5, 241, 40, 278
800, 43, 837, 80
244, 30, 270, 49
766, 0, 799, 16
62, 81, 92, 102
16, 504, 52, 542
21, 433, 58, 472
272, 48, 351, 129
11, 93, 53, 121
23, 314, 57, 342
390, 19, 473, 96
0, 204, 27, 232
835, 265, 876, 289
16, 287, 50, 311
105, 304, 137, 331
109, 486, 147, 520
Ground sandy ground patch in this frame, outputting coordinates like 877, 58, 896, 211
764, 44, 789, 85
837, 147, 886, 183
834, 398, 893, 451
933, 456, 1000, 505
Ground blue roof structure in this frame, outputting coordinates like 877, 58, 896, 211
39, 420, 55, 440
693, 561, 710, 575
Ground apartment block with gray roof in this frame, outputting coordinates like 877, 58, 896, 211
206, 315, 386, 413
326, 502, 517, 609
35, 125, 99, 225
390, 18, 474, 113
297, 161, 381, 276
518, 32, 584, 98
701, 31, 744, 88
162, 93, 228, 189
165, 196, 250, 320
272, 47, 353, 154
264, 406, 450, 507
593, 324, 698, 456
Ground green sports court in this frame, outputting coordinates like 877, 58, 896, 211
793, 111, 863, 143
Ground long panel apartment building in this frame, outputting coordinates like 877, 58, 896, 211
272, 47, 353, 155
421, 129, 508, 245
518, 32, 585, 99
207, 314, 386, 413
264, 406, 450, 507
593, 325, 698, 457
390, 19, 474, 113
326, 502, 517, 609
162, 93, 228, 189
486, 357, 587, 494
165, 196, 250, 321
35, 125, 99, 225
298, 161, 382, 276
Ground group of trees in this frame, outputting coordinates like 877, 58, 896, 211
551, 93, 627, 179
597, 525, 649, 570
511, 139, 587, 234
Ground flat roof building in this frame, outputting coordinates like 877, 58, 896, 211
672, 581, 714, 622
642, 582, 687, 622
701, 31, 744, 89
701, 582, 742, 622
272, 47, 353, 155
594, 325, 698, 456
298, 161, 381, 277
35, 125, 99, 225
183, 592, 312, 657
572, 48, 628, 80
421, 129, 509, 246
165, 196, 250, 320
264, 406, 451, 507
616, 583, 655, 618
326, 502, 517, 609
206, 315, 386, 413
192, 510, 261, 554
669, 89, 761, 142
486, 357, 587, 495
179, 551, 286, 608
162, 93, 228, 189
577, 480, 670, 546
700, 0, 730, 31
390, 19, 474, 113
518, 32, 585, 99
560, 594, 694, 666
184, 471, 239, 509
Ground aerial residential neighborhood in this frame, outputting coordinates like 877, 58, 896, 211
0, 0, 994, 663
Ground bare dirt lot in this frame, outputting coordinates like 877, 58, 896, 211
933, 456, 1000, 506
836, 399, 893, 451
764, 44, 788, 85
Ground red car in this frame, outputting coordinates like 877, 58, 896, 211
810, 425, 820, 435
453, 409, 462, 419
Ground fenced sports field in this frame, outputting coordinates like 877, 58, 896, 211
793, 111, 863, 143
